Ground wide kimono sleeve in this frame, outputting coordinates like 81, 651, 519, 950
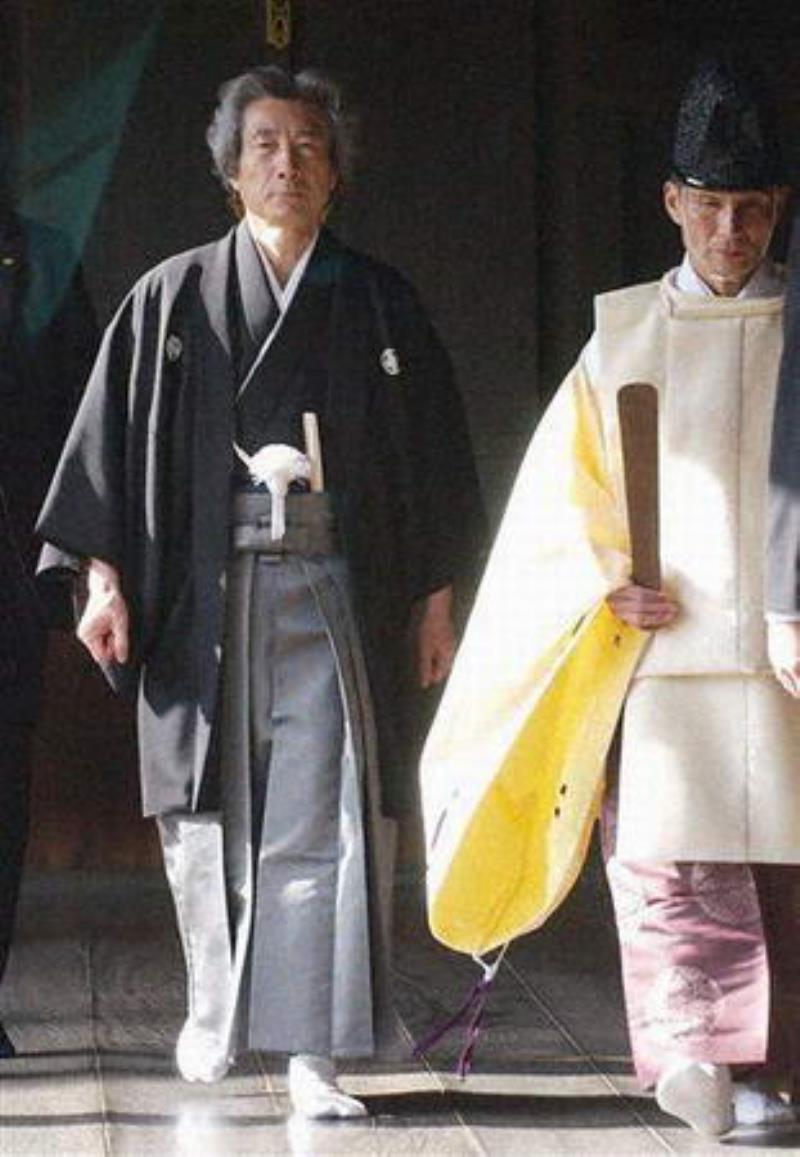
37, 291, 139, 571
419, 344, 635, 949
382, 275, 485, 603
36, 282, 160, 698
424, 345, 630, 772
767, 210, 800, 615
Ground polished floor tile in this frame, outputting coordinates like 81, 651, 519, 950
1, 863, 798, 1155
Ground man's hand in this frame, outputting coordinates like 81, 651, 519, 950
77, 559, 130, 665
415, 585, 456, 689
767, 620, 800, 698
607, 584, 678, 630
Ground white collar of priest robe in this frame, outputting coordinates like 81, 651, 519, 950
673, 252, 783, 299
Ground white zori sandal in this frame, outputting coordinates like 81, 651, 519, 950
656, 1060, 734, 1136
175, 1023, 231, 1084
288, 1054, 367, 1119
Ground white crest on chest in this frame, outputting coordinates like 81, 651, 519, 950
380, 347, 401, 376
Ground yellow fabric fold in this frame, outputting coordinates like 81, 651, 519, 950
421, 357, 646, 955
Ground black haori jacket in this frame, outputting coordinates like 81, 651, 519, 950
37, 225, 483, 816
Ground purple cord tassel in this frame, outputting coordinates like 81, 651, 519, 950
412, 946, 507, 1077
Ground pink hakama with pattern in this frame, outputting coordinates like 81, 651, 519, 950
602, 793, 800, 1091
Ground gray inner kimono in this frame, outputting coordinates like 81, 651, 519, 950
157, 229, 396, 1060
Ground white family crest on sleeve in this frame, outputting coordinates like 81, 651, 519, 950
165, 334, 183, 362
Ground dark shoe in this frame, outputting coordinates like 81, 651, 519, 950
0, 1022, 16, 1058
734, 1082, 797, 1126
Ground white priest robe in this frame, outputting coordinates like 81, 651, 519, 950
423, 268, 800, 896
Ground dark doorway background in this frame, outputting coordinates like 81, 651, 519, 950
4, 0, 799, 868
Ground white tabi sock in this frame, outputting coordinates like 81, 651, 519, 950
288, 1054, 367, 1119
175, 1022, 231, 1084
656, 1060, 734, 1136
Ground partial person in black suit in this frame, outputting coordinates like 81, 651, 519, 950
0, 193, 97, 1057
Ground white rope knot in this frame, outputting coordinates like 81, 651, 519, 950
234, 443, 311, 541
472, 943, 509, 984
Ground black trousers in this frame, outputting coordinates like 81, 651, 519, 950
0, 721, 33, 986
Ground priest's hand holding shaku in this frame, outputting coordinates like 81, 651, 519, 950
607, 584, 678, 631
77, 559, 130, 665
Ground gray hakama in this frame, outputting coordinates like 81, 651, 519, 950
159, 491, 396, 1062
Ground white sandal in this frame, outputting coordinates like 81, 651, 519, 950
656, 1060, 734, 1136
288, 1054, 367, 1119
175, 1022, 231, 1084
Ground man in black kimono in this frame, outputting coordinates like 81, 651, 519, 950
38, 66, 482, 1117
0, 195, 96, 1057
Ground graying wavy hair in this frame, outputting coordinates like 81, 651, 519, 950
206, 65, 353, 203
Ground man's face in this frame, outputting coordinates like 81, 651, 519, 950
663, 181, 783, 296
231, 96, 338, 235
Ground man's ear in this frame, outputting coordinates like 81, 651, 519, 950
323, 169, 340, 217
227, 178, 244, 220
663, 180, 684, 227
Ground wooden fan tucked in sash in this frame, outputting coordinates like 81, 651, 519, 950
425, 383, 660, 955
302, 411, 325, 493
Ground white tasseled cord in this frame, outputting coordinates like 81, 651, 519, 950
234, 443, 311, 541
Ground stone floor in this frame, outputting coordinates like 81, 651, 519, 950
1, 859, 799, 1156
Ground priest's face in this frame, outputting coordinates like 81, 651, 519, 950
663, 181, 783, 296
231, 97, 338, 237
